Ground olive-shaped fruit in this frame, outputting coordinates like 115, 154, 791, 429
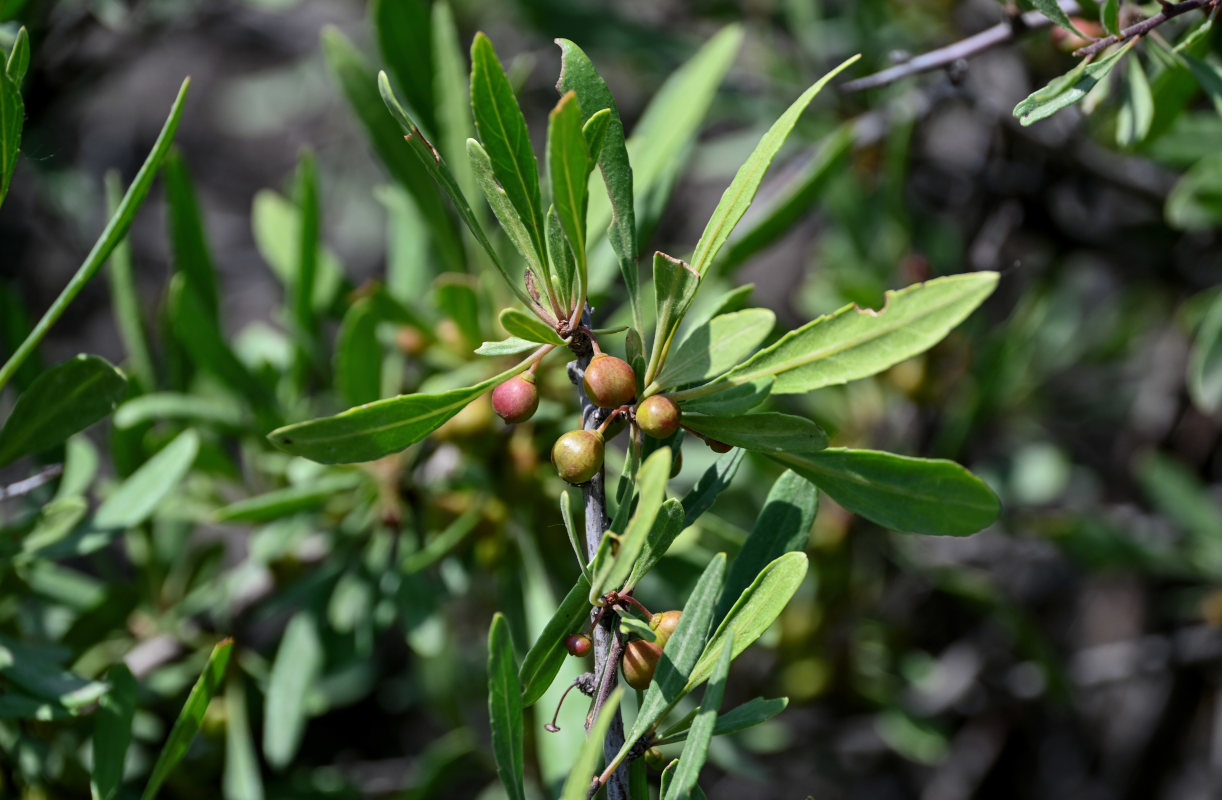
635, 395, 681, 439
564, 633, 592, 657
622, 639, 662, 691
551, 429, 605, 484
491, 374, 539, 424
583, 354, 636, 409
649, 610, 682, 648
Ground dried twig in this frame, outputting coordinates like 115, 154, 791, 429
0, 464, 65, 501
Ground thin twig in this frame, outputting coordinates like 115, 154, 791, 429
0, 464, 65, 502
1074, 0, 1218, 57
842, 2, 1081, 93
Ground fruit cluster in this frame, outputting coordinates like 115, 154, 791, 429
563, 604, 683, 692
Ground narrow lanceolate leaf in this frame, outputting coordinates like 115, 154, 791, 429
656, 696, 789, 744
582, 108, 611, 163
560, 688, 623, 800
104, 173, 155, 391
488, 613, 526, 800
655, 308, 774, 391
1101, 0, 1120, 35
648, 252, 701, 385
0, 66, 22, 210
268, 358, 536, 464
663, 633, 733, 800
681, 449, 745, 528
0, 355, 127, 468
94, 429, 200, 530
589, 447, 671, 603
555, 39, 642, 334
91, 664, 136, 800
5, 27, 30, 86
625, 498, 684, 590
548, 91, 590, 298
676, 377, 772, 417
0, 635, 107, 711
1117, 56, 1154, 148
222, 678, 264, 800
559, 490, 589, 580
0, 79, 189, 394
614, 555, 726, 772
141, 639, 233, 800
686, 552, 807, 694
1031, 0, 1091, 37
718, 471, 817, 620
1189, 291, 1222, 413
688, 54, 860, 277
263, 613, 323, 770
475, 337, 539, 357
683, 412, 827, 456
335, 298, 381, 407
213, 475, 362, 524
114, 393, 244, 430
1013, 39, 1137, 126
431, 2, 475, 197
471, 33, 546, 267
500, 307, 564, 345
519, 574, 592, 707
546, 206, 577, 308
371, 0, 436, 137
165, 152, 220, 319
467, 137, 546, 284
772, 448, 1001, 536
715, 273, 998, 394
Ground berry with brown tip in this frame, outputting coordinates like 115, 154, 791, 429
635, 395, 681, 439
622, 639, 662, 691
564, 633, 592, 657
583, 354, 636, 409
551, 429, 605, 484
649, 610, 682, 648
491, 374, 539, 424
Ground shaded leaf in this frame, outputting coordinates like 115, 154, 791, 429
214, 474, 362, 524
1031, 0, 1092, 37
222, 678, 264, 800
677, 377, 772, 416
518, 573, 593, 707
263, 614, 322, 770
683, 412, 827, 455
560, 688, 623, 800
625, 498, 684, 590
663, 633, 732, 800
1189, 289, 1222, 413
648, 252, 701, 384
589, 447, 671, 602
94, 429, 200, 530
92, 665, 136, 800
548, 90, 590, 299
657, 696, 788, 744
681, 449, 745, 528
488, 613, 526, 800
114, 393, 245, 430
655, 308, 774, 390
335, 298, 381, 407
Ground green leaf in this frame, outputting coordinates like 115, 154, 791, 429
560, 688, 623, 800
222, 678, 264, 800
471, 33, 546, 269
263, 613, 323, 770
718, 471, 817, 620
688, 54, 860, 277
335, 298, 381, 407
663, 633, 732, 800
656, 696, 788, 744
291, 150, 320, 365
1101, 0, 1120, 34
589, 447, 671, 603
500, 307, 564, 345
1189, 290, 1222, 413
5, 26, 29, 85
518, 573, 593, 707
582, 108, 611, 163
620, 616, 657, 642
488, 613, 526, 800
615, 554, 726, 771
92, 664, 136, 800
772, 448, 1001, 536
475, 337, 540, 357
114, 393, 245, 430
555, 38, 642, 334
322, 27, 463, 271
250, 190, 343, 314
676, 377, 772, 416
431, 2, 475, 196
214, 474, 362, 524
548, 90, 590, 300
372, 0, 436, 137
0, 355, 127, 468
104, 172, 155, 391
655, 308, 775, 390
0, 64, 21, 210
1116, 56, 1154, 148
165, 151, 220, 320
94, 429, 200, 530
559, 490, 590, 580
16, 497, 88, 562
141, 638, 232, 800
1167, 152, 1222, 230
1014, 39, 1137, 125
0, 79, 189, 393
436, 274, 482, 348
625, 498, 684, 590
1182, 54, 1222, 119
1031, 0, 1092, 37
683, 412, 827, 455
268, 358, 536, 464
546, 206, 577, 309
681, 449, 745, 528
713, 273, 998, 394
402, 505, 483, 573
648, 252, 701, 384
686, 552, 807, 694
0, 635, 107, 712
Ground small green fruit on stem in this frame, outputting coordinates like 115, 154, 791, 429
583, 354, 637, 409
491, 373, 539, 424
551, 429, 605, 484
635, 395, 680, 439
622, 639, 662, 691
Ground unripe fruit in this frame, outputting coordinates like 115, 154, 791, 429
635, 395, 681, 439
622, 639, 662, 691
491, 374, 539, 424
649, 610, 682, 648
644, 747, 666, 770
551, 429, 605, 484
583, 354, 636, 409
564, 633, 592, 657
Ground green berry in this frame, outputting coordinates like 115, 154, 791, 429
551, 429, 605, 484
491, 373, 539, 424
635, 395, 681, 439
583, 354, 636, 409
649, 610, 682, 648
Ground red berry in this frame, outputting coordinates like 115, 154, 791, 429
583, 354, 636, 409
622, 639, 662, 691
491, 374, 539, 424
635, 395, 681, 439
564, 633, 592, 657
551, 429, 605, 484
